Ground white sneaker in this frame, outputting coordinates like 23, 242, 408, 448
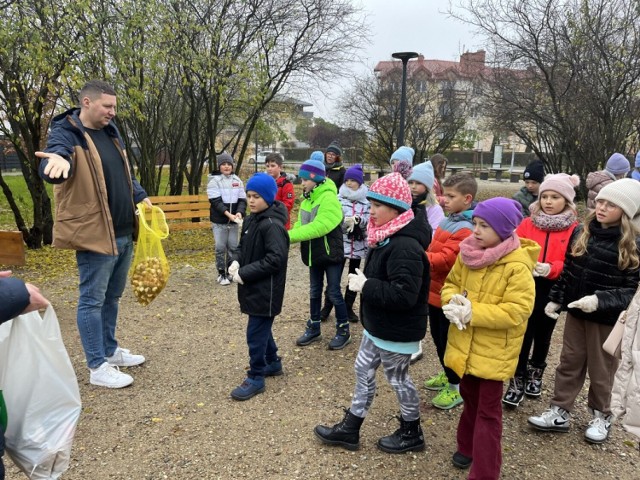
585, 410, 612, 444
216, 274, 225, 284
106, 347, 146, 367
219, 275, 231, 286
410, 340, 423, 364
90, 362, 134, 388
527, 405, 571, 432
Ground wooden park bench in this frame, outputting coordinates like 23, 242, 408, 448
148, 194, 211, 231
0, 231, 26, 266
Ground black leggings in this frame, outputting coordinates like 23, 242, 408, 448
515, 308, 557, 376
428, 304, 460, 385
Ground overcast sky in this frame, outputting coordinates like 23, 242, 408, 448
308, 0, 482, 123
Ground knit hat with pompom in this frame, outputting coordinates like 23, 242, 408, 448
539, 173, 580, 203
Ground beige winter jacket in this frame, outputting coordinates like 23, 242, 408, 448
610, 286, 640, 440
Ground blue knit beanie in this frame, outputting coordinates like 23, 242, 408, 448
408, 161, 435, 190
390, 146, 415, 165
605, 153, 630, 175
246, 172, 277, 206
345, 164, 364, 185
299, 151, 326, 182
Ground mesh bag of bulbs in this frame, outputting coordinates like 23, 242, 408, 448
131, 203, 170, 306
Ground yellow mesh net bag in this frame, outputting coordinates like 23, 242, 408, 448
130, 203, 170, 306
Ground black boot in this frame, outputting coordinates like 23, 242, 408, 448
320, 292, 333, 321
377, 416, 425, 453
344, 287, 359, 323
314, 409, 364, 450
525, 363, 545, 397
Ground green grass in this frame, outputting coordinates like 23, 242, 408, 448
0, 175, 55, 229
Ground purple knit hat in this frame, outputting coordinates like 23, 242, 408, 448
473, 197, 524, 240
345, 164, 364, 185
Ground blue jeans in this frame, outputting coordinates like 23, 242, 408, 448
310, 263, 348, 325
246, 315, 278, 378
212, 223, 240, 274
76, 235, 133, 369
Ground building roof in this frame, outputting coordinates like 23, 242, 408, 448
273, 95, 313, 107
374, 51, 492, 80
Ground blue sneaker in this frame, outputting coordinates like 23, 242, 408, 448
264, 359, 283, 377
296, 321, 322, 346
230, 377, 265, 401
328, 326, 352, 350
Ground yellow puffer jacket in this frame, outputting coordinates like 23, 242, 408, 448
443, 238, 539, 381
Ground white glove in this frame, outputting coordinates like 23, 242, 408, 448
443, 296, 472, 330
228, 261, 240, 278
568, 295, 598, 313
533, 262, 551, 278
343, 216, 356, 233
231, 272, 244, 284
348, 268, 367, 292
233, 216, 243, 226
544, 301, 561, 319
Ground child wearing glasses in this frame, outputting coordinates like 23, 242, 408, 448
529, 178, 640, 444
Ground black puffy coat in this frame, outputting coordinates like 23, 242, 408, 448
326, 163, 345, 190
236, 201, 290, 317
360, 217, 430, 342
549, 221, 640, 326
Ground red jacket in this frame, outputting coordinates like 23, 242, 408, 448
516, 217, 578, 280
276, 174, 295, 230
426, 211, 473, 307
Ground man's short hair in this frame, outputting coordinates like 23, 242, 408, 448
79, 80, 116, 103
265, 152, 283, 166
443, 172, 478, 198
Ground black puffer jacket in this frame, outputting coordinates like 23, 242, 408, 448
549, 221, 640, 326
361, 217, 430, 342
236, 201, 290, 317
326, 163, 345, 190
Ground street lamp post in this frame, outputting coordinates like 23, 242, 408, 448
392, 51, 419, 147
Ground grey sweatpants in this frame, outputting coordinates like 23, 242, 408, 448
350, 335, 420, 421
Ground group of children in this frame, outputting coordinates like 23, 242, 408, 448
211, 146, 640, 479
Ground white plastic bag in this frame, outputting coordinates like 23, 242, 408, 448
0, 306, 81, 479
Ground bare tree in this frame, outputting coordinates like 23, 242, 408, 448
454, 0, 640, 180
339, 72, 470, 167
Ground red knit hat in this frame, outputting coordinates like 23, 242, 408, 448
366, 173, 412, 212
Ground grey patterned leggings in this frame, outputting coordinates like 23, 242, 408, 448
350, 335, 421, 421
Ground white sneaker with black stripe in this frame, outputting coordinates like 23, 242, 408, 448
584, 410, 612, 444
527, 405, 571, 433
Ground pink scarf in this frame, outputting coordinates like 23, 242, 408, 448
367, 209, 415, 247
459, 233, 521, 269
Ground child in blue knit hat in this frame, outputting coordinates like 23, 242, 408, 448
586, 152, 630, 209
289, 152, 352, 350
632, 151, 640, 181
406, 161, 444, 363
228, 173, 290, 401
321, 164, 370, 323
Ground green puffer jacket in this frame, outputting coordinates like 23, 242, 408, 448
512, 187, 537, 217
289, 179, 344, 266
